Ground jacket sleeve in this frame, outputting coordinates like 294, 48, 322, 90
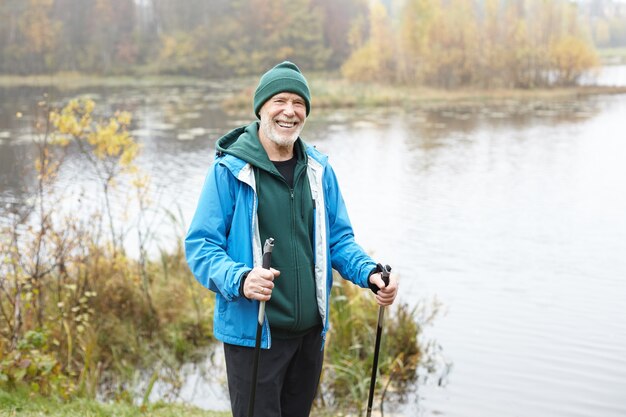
185, 161, 250, 301
324, 164, 377, 288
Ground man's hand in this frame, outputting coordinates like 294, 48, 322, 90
369, 272, 398, 306
243, 266, 280, 301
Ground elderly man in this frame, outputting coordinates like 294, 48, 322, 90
185, 61, 398, 417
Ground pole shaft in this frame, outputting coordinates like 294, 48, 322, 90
248, 321, 263, 417
366, 263, 391, 416
367, 306, 385, 416
247, 238, 274, 417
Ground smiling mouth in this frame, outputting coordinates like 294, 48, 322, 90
276, 120, 297, 129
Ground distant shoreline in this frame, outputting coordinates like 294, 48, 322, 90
2, 73, 626, 112
0, 73, 225, 88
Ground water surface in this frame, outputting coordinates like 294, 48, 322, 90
1, 77, 626, 416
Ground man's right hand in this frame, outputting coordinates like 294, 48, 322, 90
242, 266, 280, 301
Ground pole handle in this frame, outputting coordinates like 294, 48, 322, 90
262, 238, 274, 270
257, 238, 274, 324
373, 263, 391, 294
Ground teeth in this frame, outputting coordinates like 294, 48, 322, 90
277, 121, 295, 128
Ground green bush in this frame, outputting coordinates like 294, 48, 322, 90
318, 277, 444, 415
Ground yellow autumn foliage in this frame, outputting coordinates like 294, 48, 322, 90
50, 98, 140, 176
341, 0, 395, 82
343, 0, 600, 88
550, 35, 600, 85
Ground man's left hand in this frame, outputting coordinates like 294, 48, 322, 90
369, 272, 398, 306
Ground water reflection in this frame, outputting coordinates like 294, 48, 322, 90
308, 95, 626, 416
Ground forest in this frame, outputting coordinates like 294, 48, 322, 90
2, 0, 625, 87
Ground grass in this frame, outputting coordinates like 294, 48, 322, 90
222, 76, 626, 115
1, 97, 217, 400
314, 278, 443, 416
0, 72, 245, 89
3, 72, 625, 105
0, 389, 229, 417
0, 389, 404, 417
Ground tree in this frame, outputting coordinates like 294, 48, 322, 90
342, 0, 599, 88
5, 0, 61, 73
550, 35, 599, 85
212, 0, 330, 76
396, 0, 439, 84
317, 0, 370, 69
89, 0, 137, 73
341, 0, 395, 82
425, 0, 480, 88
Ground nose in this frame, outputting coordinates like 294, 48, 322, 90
282, 101, 295, 116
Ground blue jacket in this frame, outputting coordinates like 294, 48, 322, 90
185, 138, 376, 349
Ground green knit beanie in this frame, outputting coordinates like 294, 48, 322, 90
253, 61, 311, 118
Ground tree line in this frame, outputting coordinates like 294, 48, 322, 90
343, 0, 601, 88
0, 0, 360, 76
582, 0, 626, 47
0, 0, 616, 87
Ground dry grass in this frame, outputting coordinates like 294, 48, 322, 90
223, 75, 626, 115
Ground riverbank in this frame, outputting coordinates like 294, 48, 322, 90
0, 389, 228, 417
2, 73, 626, 111
0, 73, 237, 89
599, 47, 626, 65
219, 76, 626, 114
0, 389, 406, 417
0, 72, 252, 91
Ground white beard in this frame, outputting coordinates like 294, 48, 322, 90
260, 117, 304, 148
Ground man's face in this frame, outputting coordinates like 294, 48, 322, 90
259, 92, 307, 148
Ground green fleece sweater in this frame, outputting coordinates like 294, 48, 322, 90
216, 122, 321, 338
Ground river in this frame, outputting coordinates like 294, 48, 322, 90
1, 69, 626, 416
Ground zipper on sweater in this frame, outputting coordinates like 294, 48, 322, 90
290, 167, 306, 331
272, 165, 306, 331
288, 186, 301, 330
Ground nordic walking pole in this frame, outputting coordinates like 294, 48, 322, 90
366, 263, 391, 417
248, 237, 274, 417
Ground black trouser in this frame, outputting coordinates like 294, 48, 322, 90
223, 326, 324, 417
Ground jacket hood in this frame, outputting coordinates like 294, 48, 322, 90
215, 121, 308, 173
